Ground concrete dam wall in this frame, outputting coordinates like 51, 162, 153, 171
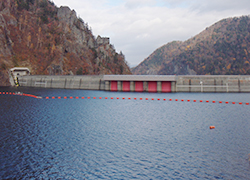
176, 75, 250, 93
17, 75, 250, 93
18, 75, 105, 90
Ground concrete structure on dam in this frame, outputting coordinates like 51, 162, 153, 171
16, 74, 250, 93
103, 75, 176, 92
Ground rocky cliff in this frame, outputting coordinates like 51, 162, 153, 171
0, 0, 131, 86
133, 16, 250, 75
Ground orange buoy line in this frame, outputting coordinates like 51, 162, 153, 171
1, 92, 249, 105
0, 91, 41, 99
40, 96, 250, 105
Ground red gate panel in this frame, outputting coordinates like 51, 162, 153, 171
148, 81, 157, 92
135, 81, 143, 92
162, 81, 171, 92
122, 81, 130, 92
110, 81, 118, 91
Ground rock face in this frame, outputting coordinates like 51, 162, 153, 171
133, 16, 250, 75
0, 0, 131, 86
0, 10, 13, 86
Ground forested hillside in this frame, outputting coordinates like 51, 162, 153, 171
0, 0, 131, 86
133, 16, 250, 75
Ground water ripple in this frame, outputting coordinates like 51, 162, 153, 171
1, 88, 250, 179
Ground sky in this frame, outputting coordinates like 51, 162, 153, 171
52, 0, 250, 67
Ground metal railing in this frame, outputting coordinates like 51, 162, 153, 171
176, 84, 250, 92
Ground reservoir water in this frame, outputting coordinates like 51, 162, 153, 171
0, 87, 250, 179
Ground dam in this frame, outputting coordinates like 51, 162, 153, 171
15, 74, 250, 93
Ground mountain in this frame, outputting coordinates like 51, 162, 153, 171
0, 0, 131, 86
132, 16, 250, 75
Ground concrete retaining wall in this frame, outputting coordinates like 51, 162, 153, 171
18, 75, 105, 90
176, 75, 250, 92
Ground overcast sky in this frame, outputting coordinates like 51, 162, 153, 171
52, 0, 250, 67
